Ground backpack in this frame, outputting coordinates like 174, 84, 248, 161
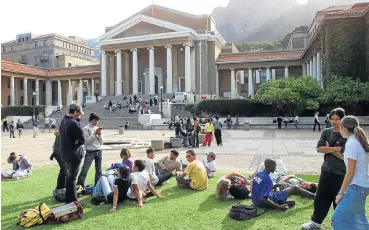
17, 203, 52, 228
53, 189, 66, 202
229, 203, 267, 221
47, 201, 83, 224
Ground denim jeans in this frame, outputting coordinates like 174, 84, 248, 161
176, 176, 191, 188
332, 184, 369, 230
77, 150, 102, 187
92, 175, 115, 200
157, 171, 173, 186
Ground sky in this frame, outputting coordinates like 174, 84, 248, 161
0, 0, 230, 43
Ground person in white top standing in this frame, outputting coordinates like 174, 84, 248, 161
203, 152, 217, 178
313, 112, 321, 131
42, 116, 50, 133
332, 116, 369, 229
51, 117, 57, 130
294, 115, 299, 129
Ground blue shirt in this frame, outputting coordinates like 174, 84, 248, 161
252, 171, 273, 206
344, 135, 369, 188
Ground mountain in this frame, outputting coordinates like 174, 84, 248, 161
212, 0, 362, 42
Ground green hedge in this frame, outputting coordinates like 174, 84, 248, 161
1, 106, 45, 119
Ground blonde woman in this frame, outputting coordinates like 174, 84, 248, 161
216, 172, 251, 200
332, 116, 369, 229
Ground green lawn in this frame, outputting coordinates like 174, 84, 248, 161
2, 167, 367, 230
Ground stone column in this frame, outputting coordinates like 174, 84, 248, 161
266, 67, 271, 81
131, 48, 138, 95
101, 51, 107, 96
46, 80, 52, 106
148, 47, 155, 95
240, 71, 245, 84
284, 65, 289, 78
256, 70, 260, 83
309, 59, 313, 77
68, 79, 72, 105
23, 78, 28, 105
184, 43, 191, 92
91, 78, 95, 97
248, 69, 254, 97
10, 76, 15, 106
215, 66, 219, 97
302, 64, 307, 76
230, 68, 235, 98
165, 45, 173, 94
78, 79, 83, 105
313, 54, 317, 78
272, 69, 276, 80
307, 62, 310, 76
317, 52, 321, 85
35, 79, 40, 105
115, 50, 123, 96
58, 80, 62, 106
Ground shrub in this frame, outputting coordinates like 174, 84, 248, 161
1, 106, 45, 119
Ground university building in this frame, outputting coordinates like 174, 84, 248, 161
1, 3, 369, 107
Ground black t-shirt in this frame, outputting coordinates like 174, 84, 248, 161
107, 177, 131, 203
316, 128, 346, 175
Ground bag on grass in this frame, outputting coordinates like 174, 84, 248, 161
47, 201, 83, 224
17, 202, 52, 228
229, 203, 267, 221
53, 189, 66, 202
82, 185, 94, 195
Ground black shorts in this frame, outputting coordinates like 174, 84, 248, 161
51, 125, 56, 129
45, 124, 50, 128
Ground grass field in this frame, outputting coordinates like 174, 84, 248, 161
2, 167, 368, 230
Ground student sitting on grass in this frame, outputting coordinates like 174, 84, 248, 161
176, 150, 208, 190
92, 165, 131, 212
1, 152, 32, 180
121, 148, 133, 172
203, 152, 217, 178
252, 159, 316, 211
216, 172, 252, 200
145, 148, 173, 186
127, 160, 165, 208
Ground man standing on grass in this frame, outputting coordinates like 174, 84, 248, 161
60, 104, 85, 204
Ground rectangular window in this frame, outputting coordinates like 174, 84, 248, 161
43, 40, 47, 47
7, 78, 10, 88
32, 81, 35, 90
22, 38, 24, 42
20, 79, 24, 89
26, 37, 29, 41
2, 46, 5, 52
42, 83, 46, 91
11, 46, 13, 51
35, 41, 38, 48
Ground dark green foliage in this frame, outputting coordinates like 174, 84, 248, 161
1, 106, 45, 119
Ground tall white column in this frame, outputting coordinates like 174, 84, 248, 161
317, 52, 322, 86
313, 55, 317, 78
10, 76, 15, 106
307, 62, 310, 76
248, 69, 254, 97
148, 47, 155, 95
240, 71, 245, 84
131, 48, 138, 95
272, 69, 276, 80
91, 78, 95, 97
101, 51, 107, 96
266, 67, 271, 81
302, 64, 307, 76
309, 59, 313, 77
256, 70, 260, 83
46, 80, 52, 106
165, 45, 173, 94
23, 78, 28, 105
115, 50, 122, 96
284, 65, 289, 78
68, 79, 72, 105
230, 68, 235, 98
198, 42, 203, 97
215, 66, 219, 97
184, 43, 191, 92
78, 79, 83, 105
35, 79, 40, 105
57, 80, 62, 107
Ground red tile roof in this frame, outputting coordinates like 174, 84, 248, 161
216, 50, 303, 63
1, 60, 100, 77
318, 5, 353, 13
318, 3, 369, 17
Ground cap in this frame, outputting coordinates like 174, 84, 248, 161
69, 104, 84, 115
206, 152, 216, 159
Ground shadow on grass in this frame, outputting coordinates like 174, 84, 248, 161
159, 186, 199, 200
198, 194, 239, 211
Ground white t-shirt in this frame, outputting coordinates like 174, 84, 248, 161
314, 114, 319, 122
144, 158, 159, 185
203, 159, 216, 177
127, 171, 150, 199
45, 117, 49, 124
51, 118, 56, 125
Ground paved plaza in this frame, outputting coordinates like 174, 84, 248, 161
3, 128, 368, 174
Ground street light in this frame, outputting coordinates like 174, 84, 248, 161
159, 85, 163, 117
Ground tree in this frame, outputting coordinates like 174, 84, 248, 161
254, 76, 322, 115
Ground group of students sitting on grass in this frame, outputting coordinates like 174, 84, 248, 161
91, 147, 217, 211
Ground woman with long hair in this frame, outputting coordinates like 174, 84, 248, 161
332, 116, 369, 229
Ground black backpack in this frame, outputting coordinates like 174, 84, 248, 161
229, 203, 267, 221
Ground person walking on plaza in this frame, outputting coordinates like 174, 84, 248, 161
108, 100, 113, 113
203, 119, 214, 147
16, 119, 23, 138
276, 116, 282, 129
60, 104, 85, 204
9, 121, 15, 138
325, 114, 331, 128
302, 108, 346, 230
42, 116, 50, 133
32, 118, 39, 138
77, 113, 103, 188
2, 119, 9, 132
193, 117, 200, 148
213, 116, 223, 146
294, 115, 299, 129
331, 116, 369, 229
313, 111, 321, 131
284, 115, 289, 128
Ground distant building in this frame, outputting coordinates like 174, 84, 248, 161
1, 33, 99, 68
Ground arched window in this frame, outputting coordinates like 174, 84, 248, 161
20, 96, 24, 105
7, 95, 11, 105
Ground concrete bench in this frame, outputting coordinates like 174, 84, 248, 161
170, 137, 183, 148
151, 140, 164, 150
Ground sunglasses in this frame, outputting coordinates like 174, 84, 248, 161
186, 155, 191, 158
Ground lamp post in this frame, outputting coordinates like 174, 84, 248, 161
32, 91, 36, 119
160, 85, 164, 117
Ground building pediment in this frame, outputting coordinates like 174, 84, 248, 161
97, 14, 195, 42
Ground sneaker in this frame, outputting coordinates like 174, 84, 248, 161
301, 221, 321, 230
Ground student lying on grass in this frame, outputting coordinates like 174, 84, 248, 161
216, 172, 252, 200
126, 160, 165, 208
252, 159, 316, 211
